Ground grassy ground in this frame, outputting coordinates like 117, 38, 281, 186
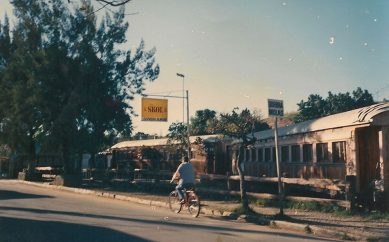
83, 180, 389, 221
249, 197, 389, 220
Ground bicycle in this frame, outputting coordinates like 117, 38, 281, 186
168, 185, 201, 218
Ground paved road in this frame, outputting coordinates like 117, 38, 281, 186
0, 181, 338, 242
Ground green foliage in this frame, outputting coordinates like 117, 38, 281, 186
167, 122, 188, 155
190, 109, 217, 135
0, 0, 159, 172
0, 145, 11, 157
295, 87, 375, 122
334, 210, 389, 221
217, 108, 270, 213
217, 108, 269, 145
251, 197, 347, 213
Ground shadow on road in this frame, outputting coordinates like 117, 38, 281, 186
0, 216, 152, 242
0, 206, 336, 241
0, 190, 53, 200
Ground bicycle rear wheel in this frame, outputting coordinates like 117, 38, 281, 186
168, 191, 182, 214
187, 192, 200, 217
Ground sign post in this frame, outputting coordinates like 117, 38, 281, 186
268, 99, 284, 216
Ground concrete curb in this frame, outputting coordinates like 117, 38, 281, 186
15, 180, 364, 241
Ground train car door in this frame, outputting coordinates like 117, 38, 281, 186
356, 127, 380, 192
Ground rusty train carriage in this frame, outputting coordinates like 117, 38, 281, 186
240, 103, 389, 204
109, 135, 230, 176
107, 103, 388, 206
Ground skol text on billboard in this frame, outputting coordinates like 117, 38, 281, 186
141, 98, 168, 121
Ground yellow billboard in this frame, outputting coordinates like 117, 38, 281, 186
141, 98, 168, 121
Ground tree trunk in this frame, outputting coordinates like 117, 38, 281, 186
236, 146, 249, 212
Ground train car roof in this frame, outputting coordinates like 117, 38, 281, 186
111, 134, 225, 150
253, 102, 389, 140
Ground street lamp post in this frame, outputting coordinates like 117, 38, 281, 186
186, 90, 190, 159
177, 73, 185, 123
176, 73, 191, 159
176, 73, 189, 158
144, 74, 190, 159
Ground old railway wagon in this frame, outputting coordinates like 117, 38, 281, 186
109, 134, 231, 176
241, 102, 389, 206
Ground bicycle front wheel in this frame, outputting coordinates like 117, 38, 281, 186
187, 192, 200, 217
168, 191, 182, 214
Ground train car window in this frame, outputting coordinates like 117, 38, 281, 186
303, 144, 313, 163
258, 148, 263, 162
265, 148, 271, 162
316, 143, 329, 162
332, 141, 346, 163
245, 148, 250, 162
251, 148, 257, 162
281, 146, 289, 162
291, 145, 300, 162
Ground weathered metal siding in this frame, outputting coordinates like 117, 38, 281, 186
379, 126, 389, 210
243, 126, 358, 180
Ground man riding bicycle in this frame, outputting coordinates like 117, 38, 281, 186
170, 156, 195, 204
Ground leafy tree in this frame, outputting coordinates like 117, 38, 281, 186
0, 0, 159, 174
0, 10, 45, 166
352, 87, 375, 108
167, 122, 188, 157
295, 88, 375, 122
295, 94, 327, 122
325, 91, 353, 115
217, 108, 269, 213
190, 109, 217, 135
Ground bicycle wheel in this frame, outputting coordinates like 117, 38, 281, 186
187, 192, 200, 217
168, 191, 182, 214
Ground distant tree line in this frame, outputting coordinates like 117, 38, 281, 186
293, 87, 375, 123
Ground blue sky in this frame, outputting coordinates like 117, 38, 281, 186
1, 0, 388, 136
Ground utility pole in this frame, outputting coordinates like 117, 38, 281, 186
186, 90, 191, 159
177, 73, 185, 123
